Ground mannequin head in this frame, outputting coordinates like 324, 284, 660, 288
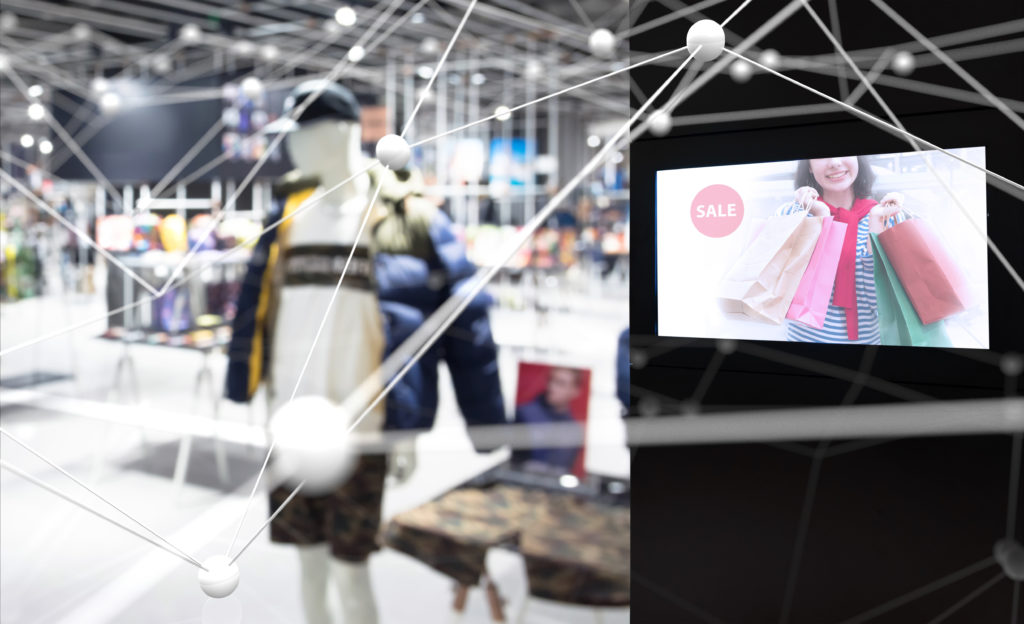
285, 118, 367, 194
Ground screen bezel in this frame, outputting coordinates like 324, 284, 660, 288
630, 107, 1024, 403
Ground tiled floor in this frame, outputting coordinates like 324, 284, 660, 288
0, 282, 630, 624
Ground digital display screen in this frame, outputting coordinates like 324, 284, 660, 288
656, 148, 989, 348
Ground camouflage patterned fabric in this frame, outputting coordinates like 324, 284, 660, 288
269, 454, 387, 562
384, 484, 630, 605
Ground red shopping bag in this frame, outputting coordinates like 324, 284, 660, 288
785, 216, 847, 329
876, 218, 968, 325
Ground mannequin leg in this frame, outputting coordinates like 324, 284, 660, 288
330, 558, 379, 624
297, 544, 333, 624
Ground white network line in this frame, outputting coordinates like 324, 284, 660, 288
868, 0, 1024, 132
0, 427, 205, 569
722, 48, 1024, 293
227, 0, 480, 559
0, 460, 206, 571
1, 0, 1022, 602
0, 169, 161, 296
0, 25, 692, 360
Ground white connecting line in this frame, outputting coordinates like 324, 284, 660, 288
225, 0, 480, 564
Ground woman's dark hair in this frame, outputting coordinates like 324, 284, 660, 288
794, 156, 875, 199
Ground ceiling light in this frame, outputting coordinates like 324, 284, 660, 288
39, 139, 53, 155
587, 134, 601, 148
259, 44, 279, 61
27, 84, 44, 98
416, 65, 433, 79
20, 134, 34, 148
91, 76, 109, 94
470, 72, 486, 86
494, 105, 511, 122
347, 45, 365, 63
410, 12, 425, 24
179, 23, 202, 43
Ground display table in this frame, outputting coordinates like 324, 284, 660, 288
384, 468, 629, 620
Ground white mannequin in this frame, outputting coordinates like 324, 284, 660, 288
274, 118, 416, 624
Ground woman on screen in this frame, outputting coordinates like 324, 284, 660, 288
782, 156, 902, 344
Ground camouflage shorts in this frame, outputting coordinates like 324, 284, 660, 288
384, 484, 629, 605
269, 454, 386, 562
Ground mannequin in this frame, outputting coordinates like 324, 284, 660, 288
272, 117, 383, 624
227, 80, 506, 624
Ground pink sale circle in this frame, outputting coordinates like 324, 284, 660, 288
691, 184, 744, 238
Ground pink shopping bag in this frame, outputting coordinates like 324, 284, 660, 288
786, 217, 847, 329
877, 218, 969, 325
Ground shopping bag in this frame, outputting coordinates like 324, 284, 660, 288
786, 216, 847, 329
718, 206, 823, 324
871, 232, 952, 347
876, 218, 968, 325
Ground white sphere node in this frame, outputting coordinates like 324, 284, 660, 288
260, 44, 279, 62
996, 540, 1024, 581
376, 134, 412, 171
891, 50, 915, 76
347, 45, 366, 63
729, 59, 754, 83
334, 6, 357, 27
494, 105, 512, 122
421, 37, 440, 55
759, 48, 781, 69
38, 140, 53, 155
648, 109, 673, 137
0, 12, 18, 32
152, 54, 172, 75
588, 28, 617, 59
27, 102, 45, 121
271, 396, 358, 496
91, 77, 110, 94
180, 23, 202, 43
198, 555, 240, 599
240, 76, 263, 99
686, 19, 725, 63
524, 59, 543, 80
99, 91, 121, 114
999, 353, 1023, 377
19, 134, 34, 149
71, 22, 91, 41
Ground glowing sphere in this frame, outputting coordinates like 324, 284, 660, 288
586, 134, 601, 148
348, 45, 365, 63
588, 28, 617, 59
233, 40, 256, 57
180, 23, 202, 43
524, 59, 543, 80
71, 22, 91, 41
152, 55, 172, 75
260, 44, 279, 61
891, 50, 915, 76
270, 396, 357, 496
421, 37, 440, 55
99, 91, 121, 114
38, 140, 53, 155
729, 59, 754, 83
334, 6, 357, 27
376, 134, 412, 170
27, 102, 45, 121
91, 77, 110, 94
240, 76, 263, 99
648, 110, 673, 137
198, 555, 240, 599
686, 19, 725, 62
759, 49, 781, 69
494, 105, 511, 122
999, 353, 1022, 377
995, 540, 1024, 581
0, 12, 18, 32
19, 134, 34, 148
27, 84, 44, 98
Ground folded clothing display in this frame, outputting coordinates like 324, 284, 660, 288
384, 483, 629, 606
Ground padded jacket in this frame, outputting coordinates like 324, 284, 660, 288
225, 172, 506, 440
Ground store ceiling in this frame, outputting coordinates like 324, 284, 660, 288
0, 0, 632, 141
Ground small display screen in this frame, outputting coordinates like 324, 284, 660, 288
655, 148, 989, 348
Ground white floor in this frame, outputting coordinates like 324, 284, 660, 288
0, 276, 630, 624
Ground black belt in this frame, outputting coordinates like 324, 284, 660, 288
281, 244, 374, 290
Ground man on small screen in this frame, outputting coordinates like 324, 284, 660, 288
513, 367, 585, 472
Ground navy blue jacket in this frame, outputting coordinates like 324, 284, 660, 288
225, 195, 506, 441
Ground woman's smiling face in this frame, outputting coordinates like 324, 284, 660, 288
809, 157, 858, 195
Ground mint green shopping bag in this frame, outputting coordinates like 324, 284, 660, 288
871, 233, 952, 347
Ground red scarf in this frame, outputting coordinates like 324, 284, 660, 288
827, 198, 877, 340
